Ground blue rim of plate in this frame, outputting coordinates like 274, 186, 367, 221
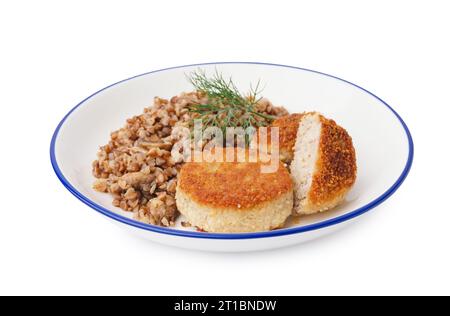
50, 62, 414, 240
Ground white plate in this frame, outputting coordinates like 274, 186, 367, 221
51, 62, 413, 252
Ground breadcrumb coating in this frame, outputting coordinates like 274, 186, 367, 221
265, 113, 304, 162
308, 115, 357, 206
178, 149, 293, 210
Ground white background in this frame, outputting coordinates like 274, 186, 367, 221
1, 0, 449, 296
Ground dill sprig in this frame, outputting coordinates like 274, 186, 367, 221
186, 70, 275, 141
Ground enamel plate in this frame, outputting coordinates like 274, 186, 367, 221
51, 62, 413, 252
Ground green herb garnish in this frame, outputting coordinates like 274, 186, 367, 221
186, 70, 275, 139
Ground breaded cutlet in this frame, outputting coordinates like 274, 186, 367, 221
176, 149, 293, 233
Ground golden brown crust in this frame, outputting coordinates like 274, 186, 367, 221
272, 113, 304, 158
308, 115, 357, 206
178, 150, 293, 210
253, 113, 303, 162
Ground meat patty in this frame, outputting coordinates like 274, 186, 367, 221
291, 112, 357, 215
176, 149, 294, 233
